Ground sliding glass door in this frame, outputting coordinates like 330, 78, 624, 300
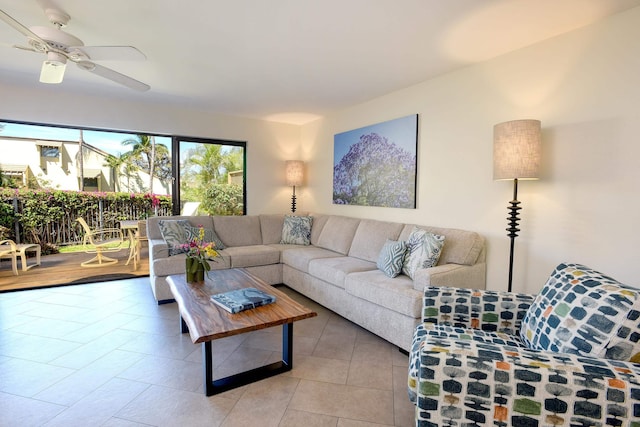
174, 137, 246, 216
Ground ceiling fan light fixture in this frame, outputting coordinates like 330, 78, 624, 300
40, 51, 66, 84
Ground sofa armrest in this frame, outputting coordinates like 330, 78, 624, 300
421, 286, 535, 334
413, 262, 486, 292
410, 338, 640, 425
148, 238, 169, 260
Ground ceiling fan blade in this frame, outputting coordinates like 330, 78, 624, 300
0, 8, 49, 49
76, 61, 150, 92
73, 46, 147, 61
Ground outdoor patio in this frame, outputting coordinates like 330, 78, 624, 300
0, 245, 149, 292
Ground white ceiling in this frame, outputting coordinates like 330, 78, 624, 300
1, 0, 639, 124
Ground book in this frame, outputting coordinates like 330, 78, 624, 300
210, 287, 276, 314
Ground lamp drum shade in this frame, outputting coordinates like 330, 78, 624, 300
285, 160, 304, 186
493, 119, 541, 180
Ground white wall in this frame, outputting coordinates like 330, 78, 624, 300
0, 84, 301, 216
301, 7, 640, 293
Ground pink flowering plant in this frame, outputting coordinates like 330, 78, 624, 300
180, 225, 219, 277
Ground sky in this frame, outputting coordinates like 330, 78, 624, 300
0, 121, 172, 156
333, 114, 418, 166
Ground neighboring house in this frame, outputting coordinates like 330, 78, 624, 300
0, 136, 169, 194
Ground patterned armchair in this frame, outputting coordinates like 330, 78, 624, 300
408, 263, 640, 426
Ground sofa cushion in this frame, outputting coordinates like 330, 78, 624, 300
184, 225, 226, 250
280, 215, 312, 245
401, 227, 445, 280
309, 214, 329, 246
260, 214, 285, 244
346, 270, 421, 317
376, 239, 407, 278
349, 219, 403, 262
316, 216, 360, 255
281, 246, 340, 273
399, 225, 483, 266
158, 219, 190, 256
308, 256, 376, 289
223, 245, 281, 268
213, 215, 262, 247
521, 262, 640, 362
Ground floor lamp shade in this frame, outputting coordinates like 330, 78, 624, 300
285, 160, 304, 213
493, 119, 541, 180
285, 160, 304, 187
493, 119, 541, 292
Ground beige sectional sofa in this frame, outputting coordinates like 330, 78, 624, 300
147, 214, 486, 351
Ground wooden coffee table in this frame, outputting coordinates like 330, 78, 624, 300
167, 268, 317, 396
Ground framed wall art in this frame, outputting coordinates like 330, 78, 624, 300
333, 114, 418, 208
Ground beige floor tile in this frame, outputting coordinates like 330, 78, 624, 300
0, 358, 75, 397
116, 384, 236, 427
312, 331, 356, 360
0, 391, 66, 427
102, 417, 151, 427
0, 278, 417, 426
117, 355, 202, 392
118, 331, 199, 359
0, 332, 82, 363
289, 355, 350, 384
221, 375, 299, 427
346, 360, 393, 390
35, 349, 146, 406
280, 409, 338, 427
289, 380, 394, 425
337, 419, 394, 427
49, 328, 141, 369
351, 341, 394, 366
42, 378, 148, 427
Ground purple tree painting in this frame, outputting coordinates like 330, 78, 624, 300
333, 115, 418, 208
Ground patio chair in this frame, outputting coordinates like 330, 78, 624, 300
0, 239, 19, 275
77, 217, 125, 268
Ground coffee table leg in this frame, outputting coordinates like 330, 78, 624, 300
180, 316, 189, 334
202, 322, 294, 396
203, 341, 214, 396
283, 322, 292, 366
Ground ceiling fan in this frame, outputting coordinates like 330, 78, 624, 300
0, 0, 150, 91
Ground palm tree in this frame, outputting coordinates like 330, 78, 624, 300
121, 134, 169, 193
103, 153, 128, 192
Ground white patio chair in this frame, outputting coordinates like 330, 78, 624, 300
77, 218, 125, 267
0, 239, 19, 275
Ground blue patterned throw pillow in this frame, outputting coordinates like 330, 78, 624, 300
521, 262, 640, 361
280, 215, 312, 245
158, 219, 190, 256
377, 239, 407, 278
184, 225, 226, 250
401, 227, 445, 280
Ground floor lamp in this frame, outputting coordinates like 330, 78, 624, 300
493, 119, 541, 292
285, 160, 304, 213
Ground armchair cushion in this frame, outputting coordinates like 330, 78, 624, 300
521, 262, 640, 362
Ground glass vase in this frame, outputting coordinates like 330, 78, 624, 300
185, 257, 205, 283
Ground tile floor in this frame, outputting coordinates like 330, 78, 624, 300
0, 277, 416, 426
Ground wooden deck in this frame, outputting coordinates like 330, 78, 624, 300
0, 245, 149, 292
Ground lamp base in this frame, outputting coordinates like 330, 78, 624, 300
290, 186, 297, 213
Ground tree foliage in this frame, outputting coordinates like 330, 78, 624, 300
181, 144, 244, 215
333, 132, 416, 208
201, 184, 244, 215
